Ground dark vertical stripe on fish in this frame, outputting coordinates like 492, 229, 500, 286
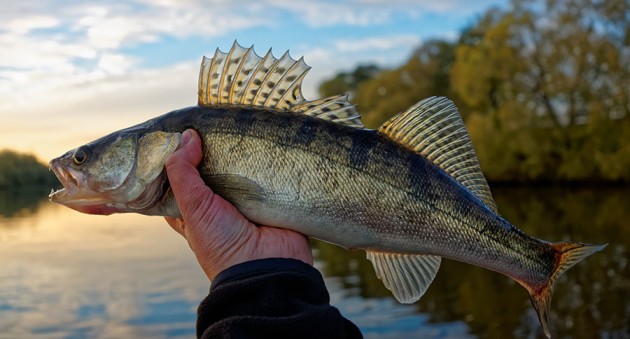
233, 109, 256, 135
275, 113, 296, 145
408, 153, 429, 197
293, 119, 317, 146
348, 131, 373, 171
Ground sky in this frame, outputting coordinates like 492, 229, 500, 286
0, 0, 507, 162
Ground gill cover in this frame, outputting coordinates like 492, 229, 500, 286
88, 136, 136, 192
122, 131, 182, 211
103, 131, 181, 208
86, 131, 181, 203
130, 131, 182, 198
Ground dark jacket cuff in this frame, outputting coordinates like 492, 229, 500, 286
196, 257, 362, 339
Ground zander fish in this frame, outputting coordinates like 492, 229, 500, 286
49, 42, 605, 338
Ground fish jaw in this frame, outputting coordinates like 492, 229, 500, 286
48, 158, 118, 215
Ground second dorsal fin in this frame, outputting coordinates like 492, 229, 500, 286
378, 97, 498, 212
198, 41, 365, 128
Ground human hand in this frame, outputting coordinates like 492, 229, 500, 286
164, 129, 313, 281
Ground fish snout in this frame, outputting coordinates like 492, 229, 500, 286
49, 158, 87, 201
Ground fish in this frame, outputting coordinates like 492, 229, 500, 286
48, 42, 606, 338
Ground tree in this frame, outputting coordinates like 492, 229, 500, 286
450, 0, 630, 181
317, 0, 630, 182
319, 64, 380, 99
0, 150, 57, 188
352, 40, 459, 128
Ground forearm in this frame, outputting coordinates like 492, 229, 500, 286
196, 258, 362, 339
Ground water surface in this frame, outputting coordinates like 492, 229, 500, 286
0, 186, 627, 338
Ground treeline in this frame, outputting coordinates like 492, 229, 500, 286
0, 150, 58, 189
320, 0, 630, 183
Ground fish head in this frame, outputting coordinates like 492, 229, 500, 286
49, 129, 182, 215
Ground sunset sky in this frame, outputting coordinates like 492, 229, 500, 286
0, 0, 506, 162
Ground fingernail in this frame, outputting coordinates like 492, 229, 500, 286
182, 130, 192, 144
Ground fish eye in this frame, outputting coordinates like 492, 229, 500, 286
72, 148, 87, 165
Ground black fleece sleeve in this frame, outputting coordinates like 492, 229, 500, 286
196, 258, 363, 339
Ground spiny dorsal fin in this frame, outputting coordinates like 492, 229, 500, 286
366, 251, 441, 303
378, 97, 498, 212
198, 41, 365, 128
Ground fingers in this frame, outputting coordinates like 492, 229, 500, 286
165, 129, 214, 220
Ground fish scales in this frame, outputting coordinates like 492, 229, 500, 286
170, 106, 556, 286
48, 42, 606, 338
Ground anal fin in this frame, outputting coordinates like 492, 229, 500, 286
366, 251, 441, 303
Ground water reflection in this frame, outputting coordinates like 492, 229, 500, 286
0, 187, 627, 338
0, 186, 50, 219
0, 191, 209, 338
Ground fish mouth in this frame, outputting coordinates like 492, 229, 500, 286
49, 159, 76, 201
48, 159, 117, 215
48, 159, 101, 206
47, 159, 134, 215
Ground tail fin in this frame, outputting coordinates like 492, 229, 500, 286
529, 242, 607, 338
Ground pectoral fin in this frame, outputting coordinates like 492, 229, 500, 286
366, 251, 441, 303
205, 174, 266, 204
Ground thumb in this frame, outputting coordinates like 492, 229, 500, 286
165, 129, 214, 220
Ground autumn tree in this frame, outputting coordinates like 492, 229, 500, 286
319, 0, 629, 182
319, 64, 380, 99
319, 40, 458, 128
451, 0, 630, 181
0, 150, 57, 188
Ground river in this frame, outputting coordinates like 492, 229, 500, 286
0, 186, 627, 338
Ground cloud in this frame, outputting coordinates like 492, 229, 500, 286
335, 35, 422, 53
1, 1, 270, 68
96, 53, 137, 75
268, 0, 502, 27
5, 15, 60, 34
269, 1, 393, 27
72, 3, 269, 50
0, 1, 273, 105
